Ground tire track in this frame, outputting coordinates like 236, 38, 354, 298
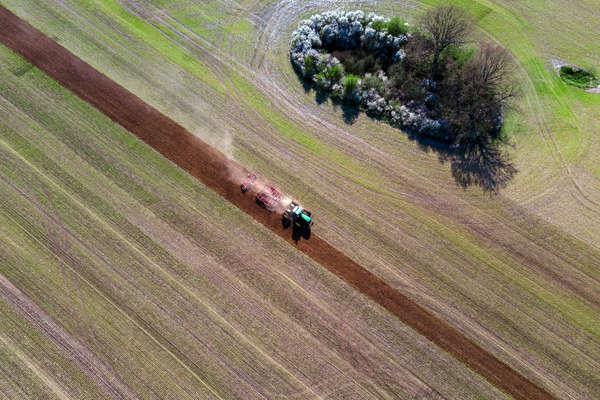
0, 273, 140, 400
0, 333, 72, 400
0, 162, 226, 400
0, 6, 556, 400
0, 143, 320, 400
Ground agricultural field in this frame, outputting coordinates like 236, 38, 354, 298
0, 0, 599, 399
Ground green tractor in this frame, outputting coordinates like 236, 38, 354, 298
283, 201, 313, 239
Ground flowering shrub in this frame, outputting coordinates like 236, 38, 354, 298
290, 10, 448, 138
361, 89, 386, 117
290, 10, 407, 75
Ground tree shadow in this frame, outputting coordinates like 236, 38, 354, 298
448, 143, 517, 193
292, 67, 516, 193
408, 133, 517, 193
301, 78, 312, 93
315, 89, 330, 105
341, 103, 360, 124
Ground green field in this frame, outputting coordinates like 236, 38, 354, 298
1, 0, 599, 399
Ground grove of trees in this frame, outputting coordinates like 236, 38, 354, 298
290, 6, 518, 190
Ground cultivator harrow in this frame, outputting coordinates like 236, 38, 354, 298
240, 172, 313, 238
256, 185, 283, 212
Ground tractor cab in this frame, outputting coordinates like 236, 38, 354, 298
291, 205, 312, 228
283, 202, 313, 231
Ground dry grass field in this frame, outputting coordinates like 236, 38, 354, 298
1, 0, 599, 399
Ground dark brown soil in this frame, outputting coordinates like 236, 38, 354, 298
0, 6, 555, 400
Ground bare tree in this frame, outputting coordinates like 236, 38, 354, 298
420, 5, 472, 71
467, 42, 517, 102
438, 43, 518, 191
440, 42, 516, 146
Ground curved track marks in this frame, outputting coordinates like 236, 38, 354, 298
0, 7, 555, 400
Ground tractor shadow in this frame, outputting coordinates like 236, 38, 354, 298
291, 224, 311, 243
282, 217, 311, 243
293, 69, 516, 193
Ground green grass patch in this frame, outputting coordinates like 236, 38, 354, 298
559, 66, 599, 89
88, 0, 225, 95
387, 16, 410, 36
421, 0, 492, 21
445, 45, 475, 68
224, 18, 254, 37
168, 1, 227, 42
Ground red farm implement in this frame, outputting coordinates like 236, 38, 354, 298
255, 186, 283, 212
240, 173, 256, 193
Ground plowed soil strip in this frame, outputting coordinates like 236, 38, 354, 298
0, 7, 555, 400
